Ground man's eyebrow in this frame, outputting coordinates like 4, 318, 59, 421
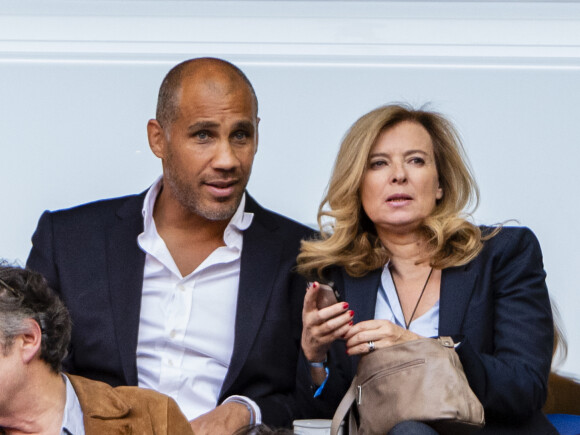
232, 120, 255, 132
187, 121, 220, 133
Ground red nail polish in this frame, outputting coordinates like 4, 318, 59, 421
349, 310, 354, 317
312, 282, 318, 289
345, 349, 349, 355
342, 302, 349, 309
349, 320, 353, 326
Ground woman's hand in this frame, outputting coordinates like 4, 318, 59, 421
301, 282, 353, 362
344, 319, 421, 355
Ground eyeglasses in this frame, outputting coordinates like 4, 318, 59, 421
0, 277, 18, 298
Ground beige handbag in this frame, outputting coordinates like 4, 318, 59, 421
331, 337, 485, 435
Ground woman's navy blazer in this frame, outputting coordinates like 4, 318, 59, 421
309, 227, 557, 434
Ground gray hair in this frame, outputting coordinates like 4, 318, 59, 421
0, 264, 71, 373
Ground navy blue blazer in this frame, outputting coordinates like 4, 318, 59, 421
26, 190, 313, 427
307, 227, 556, 434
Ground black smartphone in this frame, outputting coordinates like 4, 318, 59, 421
326, 281, 343, 303
316, 280, 344, 309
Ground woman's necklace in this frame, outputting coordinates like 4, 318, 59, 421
391, 267, 434, 330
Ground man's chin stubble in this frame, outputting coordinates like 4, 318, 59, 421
188, 197, 241, 222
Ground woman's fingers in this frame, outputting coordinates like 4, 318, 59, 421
314, 308, 354, 334
302, 282, 321, 313
301, 281, 354, 361
303, 305, 353, 343
344, 319, 421, 355
343, 319, 382, 340
346, 340, 377, 356
303, 282, 351, 326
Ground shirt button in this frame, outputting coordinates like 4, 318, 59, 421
178, 284, 186, 292
168, 359, 174, 367
170, 330, 177, 339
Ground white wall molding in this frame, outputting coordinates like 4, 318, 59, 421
1, 1, 580, 65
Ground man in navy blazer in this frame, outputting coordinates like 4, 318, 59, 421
27, 57, 312, 433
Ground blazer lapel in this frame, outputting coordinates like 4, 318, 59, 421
439, 263, 478, 336
342, 264, 476, 373
220, 195, 282, 396
344, 269, 382, 324
105, 192, 147, 386
343, 268, 382, 376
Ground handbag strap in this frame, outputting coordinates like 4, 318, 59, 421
331, 375, 359, 435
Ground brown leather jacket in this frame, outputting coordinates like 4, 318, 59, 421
68, 374, 194, 434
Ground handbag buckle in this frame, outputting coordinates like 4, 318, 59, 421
438, 336, 455, 348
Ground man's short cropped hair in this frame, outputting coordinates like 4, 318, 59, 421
0, 264, 71, 373
155, 57, 259, 128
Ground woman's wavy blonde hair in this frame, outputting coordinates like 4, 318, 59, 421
298, 104, 492, 279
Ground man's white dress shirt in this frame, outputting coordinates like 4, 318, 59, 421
136, 177, 260, 422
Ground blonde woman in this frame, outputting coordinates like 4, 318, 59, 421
298, 105, 556, 434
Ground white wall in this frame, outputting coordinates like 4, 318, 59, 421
1, 1, 579, 377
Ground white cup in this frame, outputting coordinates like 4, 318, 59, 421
293, 419, 343, 435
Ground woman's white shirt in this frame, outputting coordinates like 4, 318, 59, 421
374, 264, 439, 338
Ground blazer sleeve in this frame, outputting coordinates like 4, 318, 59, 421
238, 268, 311, 427
27, 211, 60, 293
456, 227, 554, 421
27, 211, 80, 373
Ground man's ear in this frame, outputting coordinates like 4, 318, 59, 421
18, 318, 42, 365
254, 117, 260, 155
147, 119, 167, 159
